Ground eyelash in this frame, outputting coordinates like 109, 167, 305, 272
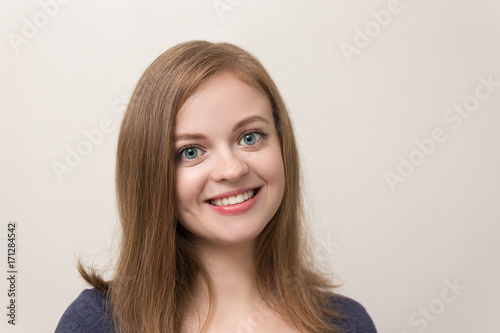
240, 129, 268, 145
176, 129, 268, 161
176, 145, 200, 160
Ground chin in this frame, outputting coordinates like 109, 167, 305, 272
203, 223, 267, 247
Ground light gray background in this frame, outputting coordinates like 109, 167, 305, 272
1, 0, 499, 332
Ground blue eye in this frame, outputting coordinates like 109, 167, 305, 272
240, 132, 261, 146
180, 147, 201, 160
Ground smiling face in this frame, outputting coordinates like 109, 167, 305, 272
174, 72, 285, 247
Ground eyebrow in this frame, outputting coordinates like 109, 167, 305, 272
174, 115, 270, 142
174, 133, 207, 142
232, 115, 269, 132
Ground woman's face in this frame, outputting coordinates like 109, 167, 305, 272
174, 72, 285, 246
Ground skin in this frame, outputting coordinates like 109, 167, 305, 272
175, 72, 298, 332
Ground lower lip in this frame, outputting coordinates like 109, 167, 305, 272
206, 189, 260, 215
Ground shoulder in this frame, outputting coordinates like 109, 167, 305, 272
328, 294, 377, 333
55, 288, 115, 333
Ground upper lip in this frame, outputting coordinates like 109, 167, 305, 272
206, 187, 260, 201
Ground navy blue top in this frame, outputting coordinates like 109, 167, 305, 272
55, 288, 377, 332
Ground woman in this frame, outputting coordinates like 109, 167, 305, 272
55, 41, 377, 333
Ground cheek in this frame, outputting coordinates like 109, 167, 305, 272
175, 168, 207, 208
256, 148, 285, 193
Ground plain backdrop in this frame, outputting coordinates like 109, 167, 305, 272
1, 0, 499, 332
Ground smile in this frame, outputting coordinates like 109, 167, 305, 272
208, 189, 258, 206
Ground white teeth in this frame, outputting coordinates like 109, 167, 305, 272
210, 190, 256, 206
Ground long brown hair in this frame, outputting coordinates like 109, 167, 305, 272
79, 41, 344, 332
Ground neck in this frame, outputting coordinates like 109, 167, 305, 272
190, 240, 264, 316
181, 240, 282, 332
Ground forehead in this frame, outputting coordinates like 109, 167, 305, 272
175, 72, 273, 134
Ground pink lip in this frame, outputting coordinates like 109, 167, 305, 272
206, 188, 260, 215
206, 187, 259, 201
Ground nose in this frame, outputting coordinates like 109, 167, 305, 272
211, 149, 249, 182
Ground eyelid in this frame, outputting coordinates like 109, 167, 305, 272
176, 145, 205, 161
238, 129, 268, 145
176, 129, 268, 163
